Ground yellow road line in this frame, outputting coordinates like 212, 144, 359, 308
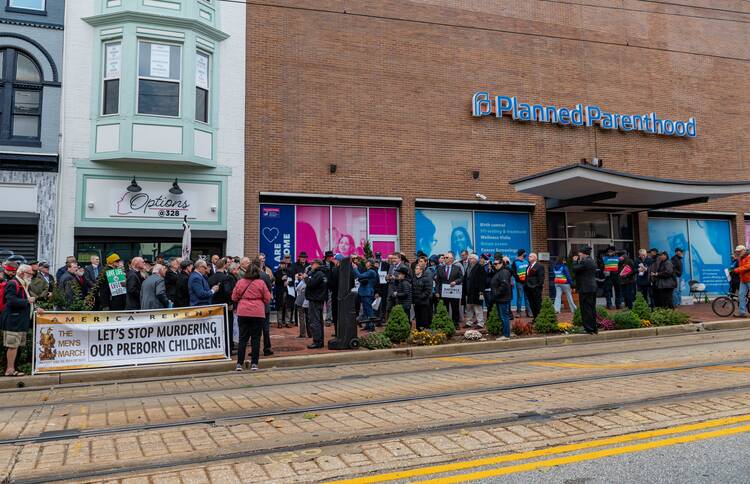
418, 422, 750, 483
434, 356, 501, 365
527, 361, 680, 370
327, 413, 750, 484
702, 365, 750, 373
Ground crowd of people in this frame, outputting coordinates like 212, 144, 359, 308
0, 242, 748, 376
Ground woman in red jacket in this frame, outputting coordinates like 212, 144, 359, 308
231, 264, 271, 371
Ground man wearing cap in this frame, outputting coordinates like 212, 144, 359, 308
304, 259, 328, 349
98, 254, 126, 311
30, 261, 52, 301
733, 245, 750, 318
573, 246, 598, 334
0, 261, 18, 312
291, 252, 309, 281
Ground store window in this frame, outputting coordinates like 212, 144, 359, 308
102, 42, 121, 115
195, 51, 209, 123
76, 240, 223, 265
137, 41, 181, 116
0, 49, 43, 141
8, 0, 45, 11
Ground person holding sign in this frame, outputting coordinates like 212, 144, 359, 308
232, 264, 271, 371
435, 251, 463, 329
97, 254, 126, 311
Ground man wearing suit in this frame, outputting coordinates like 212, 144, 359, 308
435, 251, 463, 328
572, 246, 598, 334
84, 256, 101, 288
523, 252, 545, 320
125, 257, 146, 310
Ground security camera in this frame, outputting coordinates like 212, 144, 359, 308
475, 193, 487, 201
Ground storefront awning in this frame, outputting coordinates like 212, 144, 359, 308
510, 163, 750, 212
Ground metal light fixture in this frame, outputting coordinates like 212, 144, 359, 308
127, 177, 142, 193
169, 178, 183, 195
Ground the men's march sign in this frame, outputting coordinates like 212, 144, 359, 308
33, 305, 229, 373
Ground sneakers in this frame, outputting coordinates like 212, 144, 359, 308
250, 364, 259, 371
496, 336, 510, 341
235, 363, 243, 371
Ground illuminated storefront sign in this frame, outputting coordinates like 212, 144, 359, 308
472, 92, 697, 138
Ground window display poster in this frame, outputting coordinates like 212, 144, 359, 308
296, 205, 330, 260
331, 207, 367, 258
372, 241, 396, 258
369, 208, 398, 236
259, 205, 295, 272
416, 209, 474, 256
150, 44, 171, 78
474, 212, 531, 259
687, 219, 731, 294
105, 43, 121, 79
648, 218, 692, 290
196, 54, 209, 90
746, 224, 750, 248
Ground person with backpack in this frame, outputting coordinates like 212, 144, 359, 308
490, 257, 513, 340
2, 264, 35, 376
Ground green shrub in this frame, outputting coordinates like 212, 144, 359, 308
486, 306, 502, 336
359, 332, 392, 350
384, 305, 411, 343
613, 310, 641, 330
533, 298, 559, 334
573, 306, 582, 326
596, 306, 611, 320
407, 329, 447, 346
430, 300, 456, 338
632, 293, 651, 320
650, 308, 691, 326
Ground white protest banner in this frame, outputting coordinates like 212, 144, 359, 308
378, 271, 387, 284
33, 305, 229, 374
441, 284, 462, 299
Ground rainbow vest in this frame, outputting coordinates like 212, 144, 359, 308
515, 260, 528, 281
603, 256, 619, 273
554, 268, 568, 285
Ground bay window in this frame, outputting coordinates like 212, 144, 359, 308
137, 41, 181, 116
195, 51, 209, 123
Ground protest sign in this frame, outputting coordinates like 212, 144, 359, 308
33, 305, 229, 374
441, 284, 462, 299
106, 268, 126, 296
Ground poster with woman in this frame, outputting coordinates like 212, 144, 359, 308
415, 209, 474, 257
331, 207, 367, 258
295, 205, 330, 260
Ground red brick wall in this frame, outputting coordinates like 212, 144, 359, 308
245, 0, 749, 255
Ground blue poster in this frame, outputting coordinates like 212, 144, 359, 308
259, 204, 295, 272
688, 219, 731, 294
474, 212, 531, 258
416, 209, 474, 257
647, 218, 692, 290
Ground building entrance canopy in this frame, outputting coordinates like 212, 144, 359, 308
510, 163, 750, 212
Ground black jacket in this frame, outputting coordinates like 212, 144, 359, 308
572, 257, 598, 294
620, 256, 637, 285
636, 256, 652, 287
412, 273, 432, 305
164, 269, 180, 303
435, 264, 463, 289
125, 269, 144, 310
208, 271, 234, 306
1, 279, 31, 332
84, 264, 101, 287
392, 278, 412, 306
654, 259, 677, 289
58, 271, 87, 308
524, 262, 545, 289
97, 267, 126, 310
463, 263, 486, 305
306, 269, 328, 302
671, 255, 683, 279
490, 266, 513, 303
173, 271, 191, 308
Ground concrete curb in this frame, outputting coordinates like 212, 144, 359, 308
4, 319, 750, 390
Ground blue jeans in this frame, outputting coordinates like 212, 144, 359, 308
514, 284, 527, 314
673, 281, 682, 307
496, 301, 512, 338
360, 295, 374, 319
739, 282, 750, 315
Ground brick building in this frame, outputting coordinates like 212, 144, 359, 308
247, 0, 750, 295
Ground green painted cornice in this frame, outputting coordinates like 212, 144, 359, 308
83, 10, 230, 41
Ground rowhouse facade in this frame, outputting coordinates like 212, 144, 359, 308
0, 0, 64, 263
246, 0, 750, 295
57, 0, 245, 266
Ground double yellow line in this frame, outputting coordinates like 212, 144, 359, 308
329, 413, 750, 483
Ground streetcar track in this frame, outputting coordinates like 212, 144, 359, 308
13, 380, 750, 484
3, 330, 747, 410
3, 357, 750, 447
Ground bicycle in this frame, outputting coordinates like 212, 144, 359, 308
711, 292, 750, 318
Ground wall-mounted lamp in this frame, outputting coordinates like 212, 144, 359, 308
329, 164, 337, 174
169, 178, 183, 195
127, 177, 142, 193
472, 170, 480, 180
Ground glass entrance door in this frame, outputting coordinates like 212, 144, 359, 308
568, 239, 613, 261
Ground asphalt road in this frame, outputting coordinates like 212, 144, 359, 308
476, 430, 750, 484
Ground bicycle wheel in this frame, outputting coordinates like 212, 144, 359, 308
711, 296, 735, 318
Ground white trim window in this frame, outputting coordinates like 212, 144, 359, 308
195, 51, 209, 123
102, 41, 121, 115
137, 41, 181, 117
8, 0, 46, 10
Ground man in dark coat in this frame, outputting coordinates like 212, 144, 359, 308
671, 248, 684, 307
305, 259, 328, 349
572, 247, 598, 334
98, 254, 126, 311
173, 259, 193, 308
57, 261, 89, 309
125, 257, 146, 310
463, 254, 486, 328
523, 252, 545, 320
164, 257, 180, 304
490, 256, 514, 339
435, 251, 463, 329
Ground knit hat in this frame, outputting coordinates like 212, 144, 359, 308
106, 253, 121, 265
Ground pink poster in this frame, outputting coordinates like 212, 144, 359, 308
369, 208, 398, 235
295, 205, 330, 260
746, 225, 750, 248
331, 207, 367, 258
372, 241, 396, 257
